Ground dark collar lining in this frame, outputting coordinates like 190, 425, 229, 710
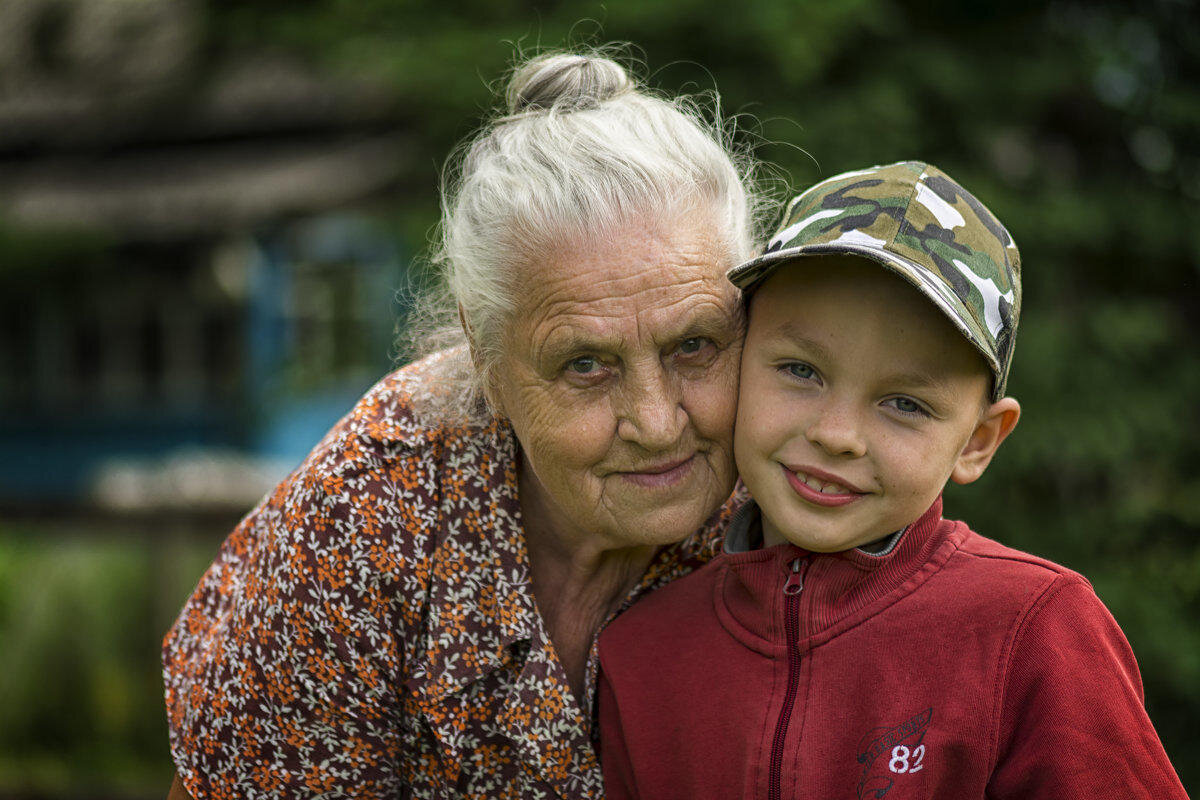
723, 500, 904, 556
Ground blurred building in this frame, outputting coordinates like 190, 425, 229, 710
0, 0, 412, 513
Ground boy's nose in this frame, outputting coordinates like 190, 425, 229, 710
805, 398, 867, 458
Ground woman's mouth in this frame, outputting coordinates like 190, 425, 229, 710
783, 465, 864, 507
620, 456, 695, 489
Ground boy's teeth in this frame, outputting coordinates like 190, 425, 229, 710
799, 471, 848, 494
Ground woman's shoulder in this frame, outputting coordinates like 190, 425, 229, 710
289, 349, 492, 486
162, 355, 488, 798
267, 349, 507, 562
331, 348, 479, 451
164, 352, 507, 694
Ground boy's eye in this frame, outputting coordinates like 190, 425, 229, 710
784, 362, 816, 380
886, 396, 929, 417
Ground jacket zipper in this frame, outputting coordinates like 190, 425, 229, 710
768, 557, 805, 800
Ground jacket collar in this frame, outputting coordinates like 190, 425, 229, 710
722, 500, 904, 557
713, 496, 963, 655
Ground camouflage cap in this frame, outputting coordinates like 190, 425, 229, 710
728, 161, 1022, 400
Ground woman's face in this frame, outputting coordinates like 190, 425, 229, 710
491, 212, 744, 552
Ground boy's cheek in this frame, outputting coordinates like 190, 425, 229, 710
731, 421, 758, 484
734, 384, 785, 465
732, 419, 777, 493
734, 359, 774, 419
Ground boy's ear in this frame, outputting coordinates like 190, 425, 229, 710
950, 397, 1021, 485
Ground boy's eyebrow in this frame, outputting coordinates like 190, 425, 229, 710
775, 322, 834, 361
774, 320, 954, 394
872, 366, 969, 409
880, 369, 943, 390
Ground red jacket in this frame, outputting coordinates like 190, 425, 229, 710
598, 498, 1188, 799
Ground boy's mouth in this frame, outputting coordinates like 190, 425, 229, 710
783, 466, 865, 507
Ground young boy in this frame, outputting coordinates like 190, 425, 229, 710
597, 162, 1188, 799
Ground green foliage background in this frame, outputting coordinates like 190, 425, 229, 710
2, 0, 1196, 795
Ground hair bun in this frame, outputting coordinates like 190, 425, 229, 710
505, 53, 633, 114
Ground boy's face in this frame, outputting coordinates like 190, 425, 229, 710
735, 256, 1017, 551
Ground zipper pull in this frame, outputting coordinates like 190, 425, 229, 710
783, 557, 804, 595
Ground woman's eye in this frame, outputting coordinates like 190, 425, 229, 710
566, 356, 600, 375
679, 337, 709, 354
784, 362, 816, 380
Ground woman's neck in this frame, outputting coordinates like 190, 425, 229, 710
518, 463, 657, 704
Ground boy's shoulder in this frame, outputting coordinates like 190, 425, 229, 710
602, 515, 1098, 657
954, 525, 1065, 569
950, 523, 1094, 601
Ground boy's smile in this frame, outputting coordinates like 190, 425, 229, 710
734, 256, 1019, 552
781, 464, 864, 507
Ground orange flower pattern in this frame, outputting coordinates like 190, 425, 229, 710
163, 351, 745, 799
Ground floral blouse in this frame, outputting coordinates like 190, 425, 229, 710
163, 351, 744, 800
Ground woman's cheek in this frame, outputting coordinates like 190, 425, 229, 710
686, 353, 740, 442
525, 394, 615, 472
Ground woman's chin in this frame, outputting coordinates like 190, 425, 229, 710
602, 481, 732, 547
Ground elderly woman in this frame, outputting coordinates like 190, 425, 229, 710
163, 52, 760, 799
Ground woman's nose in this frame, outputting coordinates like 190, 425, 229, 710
805, 397, 867, 458
616, 368, 686, 451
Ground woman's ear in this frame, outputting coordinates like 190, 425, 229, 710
458, 304, 482, 367
458, 304, 504, 414
951, 397, 1021, 485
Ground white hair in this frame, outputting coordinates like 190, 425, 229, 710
403, 50, 766, 424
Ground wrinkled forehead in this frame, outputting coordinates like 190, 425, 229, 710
507, 212, 742, 352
